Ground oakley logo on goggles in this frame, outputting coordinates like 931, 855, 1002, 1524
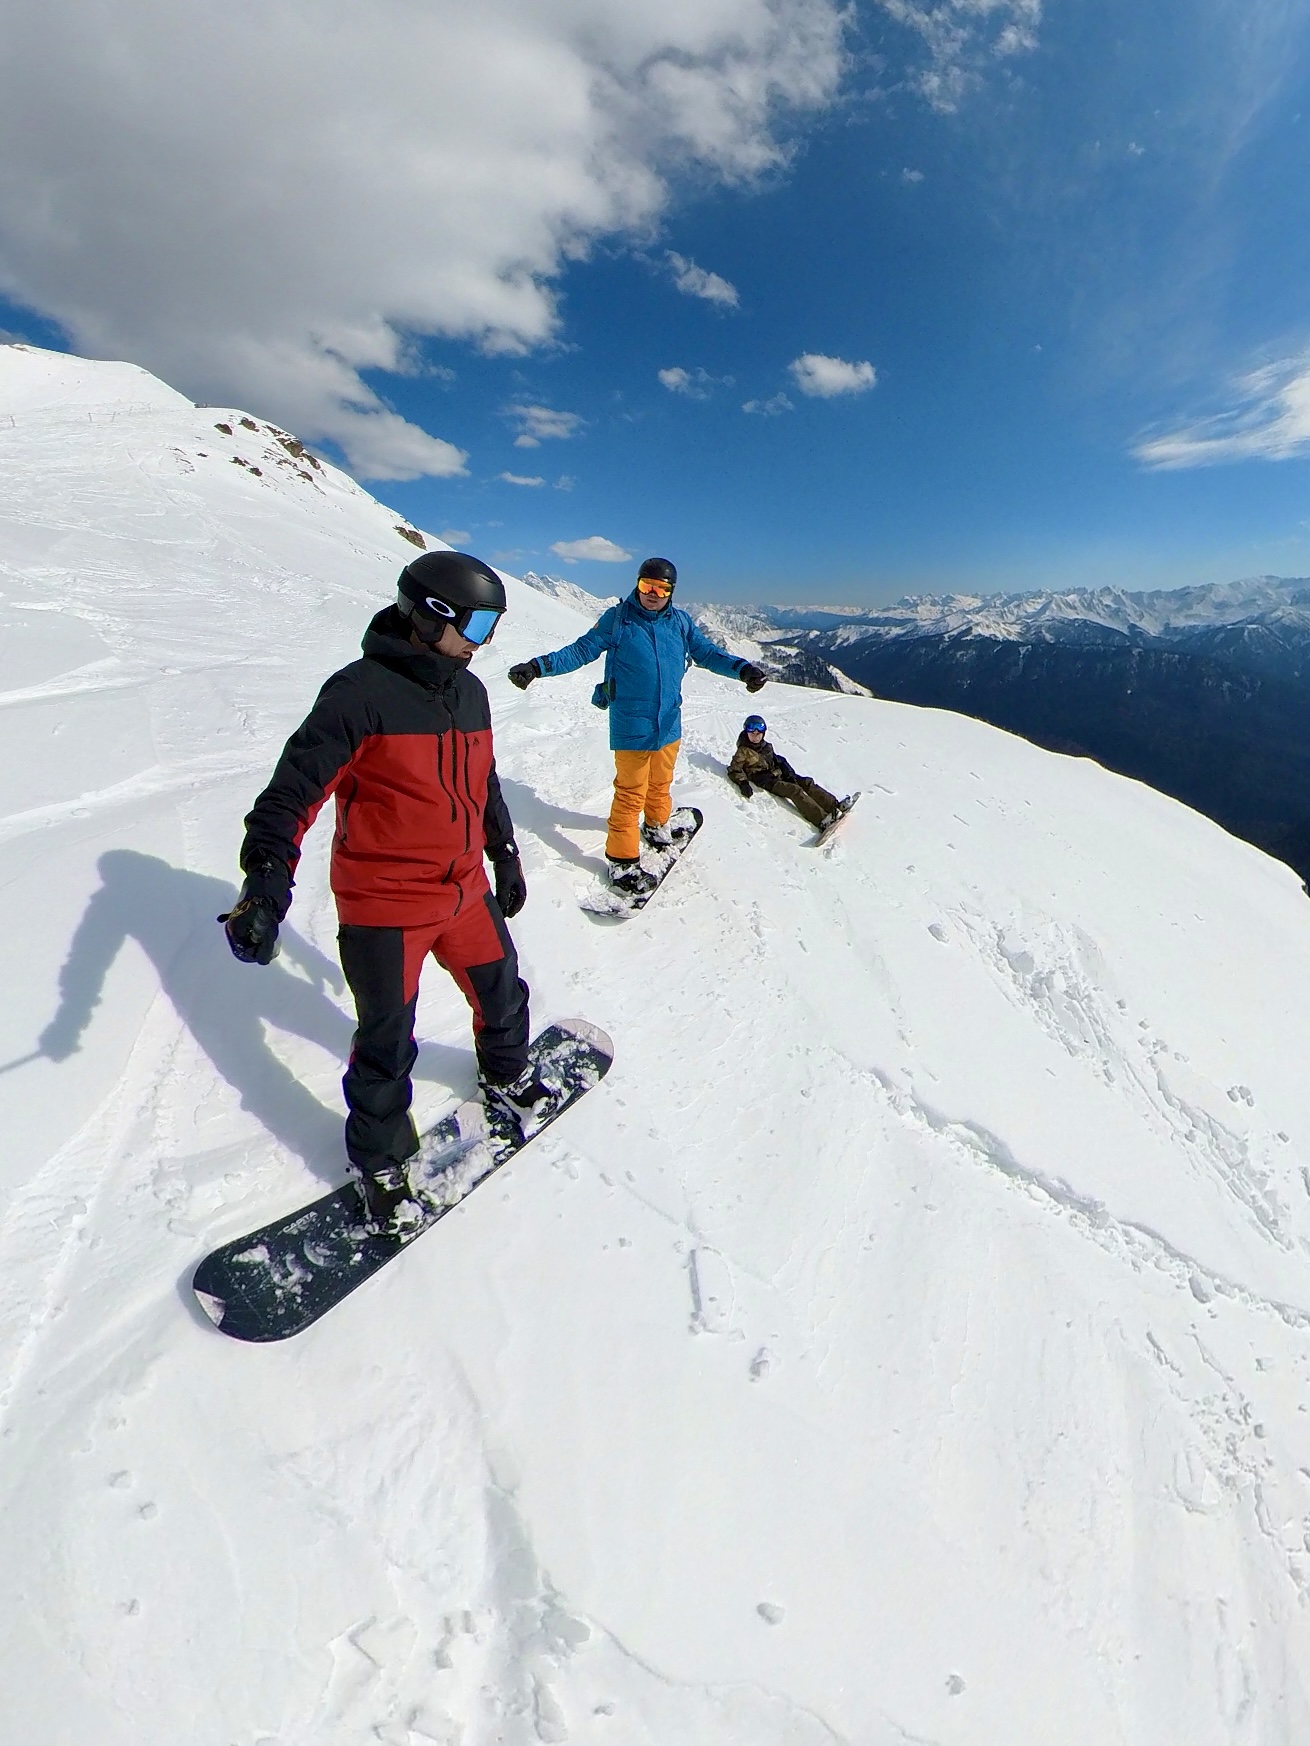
412, 594, 503, 645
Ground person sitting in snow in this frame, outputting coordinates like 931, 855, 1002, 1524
508, 557, 766, 897
728, 715, 848, 833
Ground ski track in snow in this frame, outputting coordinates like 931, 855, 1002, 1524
6, 345, 1310, 1744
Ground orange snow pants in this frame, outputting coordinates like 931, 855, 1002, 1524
606, 740, 681, 860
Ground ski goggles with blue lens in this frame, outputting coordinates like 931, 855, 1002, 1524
405, 593, 504, 646
744, 715, 766, 734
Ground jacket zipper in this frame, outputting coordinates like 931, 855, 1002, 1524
337, 777, 358, 848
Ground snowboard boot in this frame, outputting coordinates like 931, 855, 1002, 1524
356, 1162, 425, 1238
641, 819, 673, 849
481, 1064, 555, 1136
607, 855, 657, 897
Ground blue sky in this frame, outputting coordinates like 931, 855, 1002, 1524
4, 0, 1310, 603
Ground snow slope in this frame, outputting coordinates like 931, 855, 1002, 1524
5, 342, 1310, 1745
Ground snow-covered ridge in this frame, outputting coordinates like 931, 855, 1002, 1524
724, 575, 1310, 645
519, 570, 620, 618
520, 567, 1310, 680
6, 344, 1310, 1744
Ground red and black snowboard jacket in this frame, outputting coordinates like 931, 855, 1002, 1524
240, 608, 515, 929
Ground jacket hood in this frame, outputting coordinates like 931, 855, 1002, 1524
362, 605, 471, 687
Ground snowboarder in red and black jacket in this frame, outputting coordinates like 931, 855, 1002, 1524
222, 551, 544, 1236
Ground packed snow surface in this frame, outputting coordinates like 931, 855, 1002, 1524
4, 343, 1310, 1745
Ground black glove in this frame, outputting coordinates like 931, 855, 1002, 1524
489, 843, 527, 918
218, 854, 289, 964
735, 780, 754, 798
740, 663, 767, 693
219, 893, 281, 964
508, 660, 540, 691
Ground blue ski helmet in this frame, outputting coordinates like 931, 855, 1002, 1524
743, 715, 766, 734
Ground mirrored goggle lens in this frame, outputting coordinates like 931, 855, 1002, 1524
637, 578, 673, 597
459, 607, 502, 645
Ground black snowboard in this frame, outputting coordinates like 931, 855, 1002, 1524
192, 1018, 613, 1342
581, 806, 703, 916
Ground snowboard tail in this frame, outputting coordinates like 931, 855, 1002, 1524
192, 1019, 612, 1342
581, 806, 703, 917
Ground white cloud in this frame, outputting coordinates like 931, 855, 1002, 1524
508, 404, 585, 449
658, 365, 731, 398
551, 535, 634, 562
0, 2, 849, 480
660, 366, 695, 393
901, 167, 924, 183
788, 353, 878, 397
667, 252, 740, 309
743, 392, 794, 416
328, 409, 468, 481
1134, 352, 1310, 469
876, 0, 1042, 111
439, 529, 472, 546
554, 475, 576, 491
499, 471, 546, 486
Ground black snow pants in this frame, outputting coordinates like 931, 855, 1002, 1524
338, 892, 529, 1178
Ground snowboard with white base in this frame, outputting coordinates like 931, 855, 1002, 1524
191, 1019, 613, 1342
581, 806, 703, 917
815, 792, 860, 849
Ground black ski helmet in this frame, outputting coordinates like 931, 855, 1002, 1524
398, 550, 507, 645
637, 556, 677, 588
743, 715, 766, 735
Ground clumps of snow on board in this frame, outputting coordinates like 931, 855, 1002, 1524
5, 344, 1310, 1744
581, 808, 702, 915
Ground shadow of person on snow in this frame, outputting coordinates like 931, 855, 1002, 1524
36, 851, 469, 1178
496, 776, 610, 875
682, 749, 732, 785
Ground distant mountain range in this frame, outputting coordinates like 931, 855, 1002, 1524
520, 571, 1310, 881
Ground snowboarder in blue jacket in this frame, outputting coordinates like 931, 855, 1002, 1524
510, 558, 766, 894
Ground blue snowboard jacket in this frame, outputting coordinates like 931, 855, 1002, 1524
535, 594, 748, 751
